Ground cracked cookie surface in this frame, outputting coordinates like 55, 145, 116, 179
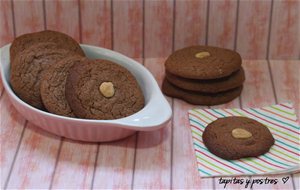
65, 59, 145, 119
165, 46, 242, 79
202, 116, 274, 160
40, 55, 87, 117
10, 30, 85, 63
10, 42, 77, 109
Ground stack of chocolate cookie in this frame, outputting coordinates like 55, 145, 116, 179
10, 30, 144, 119
162, 46, 245, 105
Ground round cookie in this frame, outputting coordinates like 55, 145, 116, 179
202, 116, 274, 160
40, 55, 87, 117
166, 68, 245, 93
162, 79, 242, 105
65, 59, 145, 120
10, 42, 77, 109
10, 30, 85, 62
165, 46, 242, 79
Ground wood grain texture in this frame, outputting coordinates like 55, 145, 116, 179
269, 1, 300, 59
0, 94, 26, 188
50, 140, 98, 189
236, 1, 272, 59
92, 135, 136, 189
241, 60, 275, 107
144, 0, 173, 58
208, 0, 237, 49
241, 60, 294, 189
113, 0, 143, 58
13, 0, 44, 36
133, 58, 172, 189
211, 97, 240, 110
80, 0, 112, 48
172, 100, 212, 189
294, 172, 300, 190
270, 60, 299, 121
6, 123, 60, 189
0, 0, 14, 47
174, 0, 207, 50
45, 0, 80, 41
133, 127, 171, 189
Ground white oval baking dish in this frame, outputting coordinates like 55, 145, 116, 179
0, 44, 172, 142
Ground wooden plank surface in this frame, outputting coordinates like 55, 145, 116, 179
236, 1, 272, 59
80, 0, 112, 48
144, 0, 173, 58
133, 58, 172, 189
174, 0, 207, 50
0, 0, 299, 187
268, 1, 300, 59
207, 0, 237, 49
50, 140, 97, 189
241, 60, 275, 107
0, 94, 26, 189
6, 123, 60, 189
13, 0, 44, 35
270, 60, 299, 118
45, 0, 80, 41
0, 0, 14, 46
172, 100, 213, 189
293, 173, 300, 190
92, 135, 136, 189
1, 1, 300, 60
113, 0, 143, 58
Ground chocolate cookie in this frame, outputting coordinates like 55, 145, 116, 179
10, 42, 76, 109
162, 79, 242, 105
165, 46, 242, 79
10, 30, 84, 62
40, 55, 87, 117
65, 59, 145, 119
166, 68, 245, 93
202, 116, 274, 160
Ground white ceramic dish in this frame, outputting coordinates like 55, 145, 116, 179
0, 44, 172, 142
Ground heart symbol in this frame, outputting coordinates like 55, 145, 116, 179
282, 176, 289, 184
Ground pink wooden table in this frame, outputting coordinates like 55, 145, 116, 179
1, 0, 299, 189
1, 58, 299, 189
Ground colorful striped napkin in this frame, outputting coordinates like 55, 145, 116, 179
188, 103, 300, 177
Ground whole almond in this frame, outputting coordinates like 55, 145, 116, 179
232, 128, 252, 139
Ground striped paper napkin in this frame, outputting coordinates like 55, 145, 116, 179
188, 103, 300, 177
